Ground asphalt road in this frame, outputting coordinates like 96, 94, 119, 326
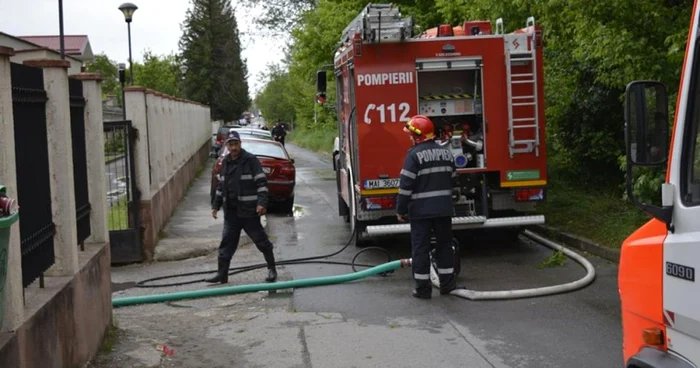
96, 142, 624, 368
270, 143, 624, 368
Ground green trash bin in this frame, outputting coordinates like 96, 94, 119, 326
0, 185, 19, 328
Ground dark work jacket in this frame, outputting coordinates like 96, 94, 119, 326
212, 149, 268, 217
272, 125, 286, 137
396, 140, 457, 220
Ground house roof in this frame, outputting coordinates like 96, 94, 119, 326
0, 31, 83, 64
18, 35, 89, 56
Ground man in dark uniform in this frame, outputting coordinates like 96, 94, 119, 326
208, 130, 277, 284
396, 115, 458, 299
271, 121, 287, 146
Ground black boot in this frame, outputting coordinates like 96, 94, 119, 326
439, 278, 457, 295
206, 258, 230, 284
262, 248, 277, 282
412, 281, 432, 299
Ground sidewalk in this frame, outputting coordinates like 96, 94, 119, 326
151, 165, 265, 262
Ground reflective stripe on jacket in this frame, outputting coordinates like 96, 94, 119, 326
212, 149, 268, 217
397, 140, 456, 219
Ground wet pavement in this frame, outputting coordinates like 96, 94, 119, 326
91, 143, 623, 368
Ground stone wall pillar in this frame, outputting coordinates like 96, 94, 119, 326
0, 47, 24, 332
70, 73, 109, 244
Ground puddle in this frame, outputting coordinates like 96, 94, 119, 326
292, 205, 306, 219
111, 281, 136, 292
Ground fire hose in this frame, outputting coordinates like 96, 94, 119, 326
112, 228, 596, 308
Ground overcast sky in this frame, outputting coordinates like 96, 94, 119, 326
0, 0, 288, 97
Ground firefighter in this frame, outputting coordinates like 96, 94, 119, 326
209, 130, 277, 284
397, 115, 458, 299
271, 121, 287, 146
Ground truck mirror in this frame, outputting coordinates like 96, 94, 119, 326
624, 80, 673, 228
317, 70, 327, 93
625, 81, 670, 166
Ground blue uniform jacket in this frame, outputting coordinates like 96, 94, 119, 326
396, 140, 457, 220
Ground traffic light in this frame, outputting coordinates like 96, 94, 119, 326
316, 92, 326, 104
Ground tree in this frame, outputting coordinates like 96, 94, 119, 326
179, 0, 251, 121
254, 63, 296, 123
131, 50, 184, 97
85, 53, 120, 99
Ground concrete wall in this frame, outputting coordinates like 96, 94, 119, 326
0, 48, 112, 368
140, 142, 211, 257
124, 87, 211, 260
0, 244, 111, 368
11, 50, 82, 75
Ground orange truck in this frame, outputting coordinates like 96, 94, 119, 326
619, 2, 700, 368
321, 4, 548, 246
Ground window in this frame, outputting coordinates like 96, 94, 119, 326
243, 141, 288, 160
681, 37, 700, 206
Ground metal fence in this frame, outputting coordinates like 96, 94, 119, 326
11, 63, 56, 288
104, 120, 142, 263
69, 77, 91, 250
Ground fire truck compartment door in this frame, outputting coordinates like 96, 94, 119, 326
416, 57, 482, 71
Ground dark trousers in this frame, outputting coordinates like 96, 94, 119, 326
218, 207, 273, 261
410, 216, 456, 293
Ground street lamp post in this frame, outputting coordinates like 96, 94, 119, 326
58, 0, 65, 59
118, 2, 138, 85
118, 63, 127, 120
178, 64, 188, 97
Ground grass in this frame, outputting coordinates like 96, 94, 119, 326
100, 322, 119, 353
535, 177, 651, 249
288, 127, 336, 154
108, 199, 129, 231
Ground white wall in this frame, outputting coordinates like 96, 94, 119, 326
124, 88, 212, 197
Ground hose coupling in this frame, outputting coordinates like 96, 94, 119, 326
400, 258, 412, 268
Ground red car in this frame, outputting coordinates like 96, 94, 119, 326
210, 137, 296, 213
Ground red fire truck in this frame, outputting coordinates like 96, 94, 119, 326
323, 4, 547, 245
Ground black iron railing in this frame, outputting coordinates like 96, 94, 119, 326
104, 120, 143, 263
11, 62, 56, 288
69, 77, 91, 249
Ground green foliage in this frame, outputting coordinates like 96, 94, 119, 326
256, 0, 692, 245
254, 64, 296, 123
85, 51, 186, 104
288, 126, 337, 153
537, 250, 567, 269
179, 0, 251, 121
618, 155, 666, 206
131, 50, 184, 96
85, 53, 120, 100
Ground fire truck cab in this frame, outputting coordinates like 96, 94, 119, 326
619, 2, 700, 367
323, 4, 548, 245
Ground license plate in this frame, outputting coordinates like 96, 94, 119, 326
263, 167, 271, 174
363, 178, 400, 189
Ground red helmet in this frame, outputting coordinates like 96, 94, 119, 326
403, 115, 435, 143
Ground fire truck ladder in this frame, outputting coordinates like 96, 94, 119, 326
341, 3, 414, 44
497, 17, 540, 158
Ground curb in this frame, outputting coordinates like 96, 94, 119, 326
528, 225, 620, 264
153, 215, 269, 262
105, 154, 125, 165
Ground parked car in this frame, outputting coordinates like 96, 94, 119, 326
210, 137, 296, 213
211, 125, 243, 156
233, 128, 273, 141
